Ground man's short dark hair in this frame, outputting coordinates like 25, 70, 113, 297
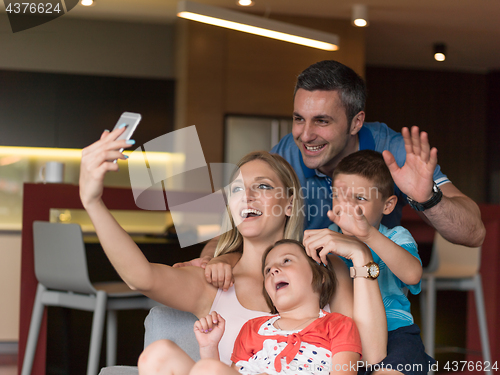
294, 60, 366, 127
332, 150, 395, 199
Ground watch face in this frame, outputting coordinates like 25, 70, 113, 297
368, 264, 380, 278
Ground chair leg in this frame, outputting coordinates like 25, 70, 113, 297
21, 284, 47, 375
424, 276, 436, 359
87, 291, 107, 375
473, 275, 492, 375
106, 310, 117, 367
419, 284, 427, 335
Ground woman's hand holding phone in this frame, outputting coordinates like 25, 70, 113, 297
79, 126, 134, 209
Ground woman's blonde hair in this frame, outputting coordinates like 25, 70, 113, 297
214, 151, 304, 257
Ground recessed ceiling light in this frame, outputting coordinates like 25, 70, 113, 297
237, 0, 254, 6
352, 4, 369, 27
434, 43, 446, 62
81, 0, 94, 6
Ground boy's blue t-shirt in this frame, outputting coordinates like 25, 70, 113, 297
329, 222, 422, 332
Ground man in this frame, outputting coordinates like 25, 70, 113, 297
194, 60, 484, 265
271, 60, 485, 247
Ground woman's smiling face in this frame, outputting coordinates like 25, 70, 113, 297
228, 159, 291, 242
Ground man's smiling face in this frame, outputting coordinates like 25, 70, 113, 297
292, 89, 356, 177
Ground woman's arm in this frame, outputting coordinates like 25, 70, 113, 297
303, 229, 387, 364
80, 129, 216, 317
329, 352, 360, 375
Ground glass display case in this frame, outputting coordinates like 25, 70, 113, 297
0, 146, 184, 231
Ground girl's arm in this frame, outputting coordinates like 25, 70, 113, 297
329, 352, 360, 375
80, 129, 216, 317
194, 312, 225, 360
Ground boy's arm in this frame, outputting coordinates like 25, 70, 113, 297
173, 236, 219, 267
329, 205, 422, 286
201, 236, 219, 257
362, 228, 422, 285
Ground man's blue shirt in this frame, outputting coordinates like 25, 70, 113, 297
271, 122, 450, 230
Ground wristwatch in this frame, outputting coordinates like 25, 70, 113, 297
350, 261, 380, 279
407, 182, 443, 212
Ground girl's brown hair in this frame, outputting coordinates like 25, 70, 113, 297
261, 239, 337, 313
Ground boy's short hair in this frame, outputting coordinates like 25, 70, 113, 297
261, 239, 337, 314
332, 150, 395, 199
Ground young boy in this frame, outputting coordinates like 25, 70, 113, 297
303, 150, 434, 375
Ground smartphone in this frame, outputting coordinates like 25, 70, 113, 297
112, 112, 142, 162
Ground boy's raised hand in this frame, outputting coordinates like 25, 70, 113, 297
194, 311, 225, 358
327, 204, 373, 242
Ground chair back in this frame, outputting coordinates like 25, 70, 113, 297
428, 232, 481, 278
33, 221, 96, 294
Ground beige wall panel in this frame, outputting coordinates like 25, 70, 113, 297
176, 16, 365, 163
271, 15, 366, 78
225, 16, 365, 117
176, 20, 227, 163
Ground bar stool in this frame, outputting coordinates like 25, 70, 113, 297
420, 232, 492, 375
21, 221, 159, 375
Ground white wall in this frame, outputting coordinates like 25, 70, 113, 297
0, 13, 175, 79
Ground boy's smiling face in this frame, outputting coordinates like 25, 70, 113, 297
332, 173, 394, 233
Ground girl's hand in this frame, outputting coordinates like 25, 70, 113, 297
327, 204, 373, 241
193, 311, 225, 349
303, 228, 370, 266
204, 256, 234, 291
79, 127, 132, 208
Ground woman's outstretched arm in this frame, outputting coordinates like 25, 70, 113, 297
80, 128, 216, 317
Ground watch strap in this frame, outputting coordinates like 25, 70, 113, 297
407, 182, 443, 212
350, 265, 369, 278
350, 261, 379, 279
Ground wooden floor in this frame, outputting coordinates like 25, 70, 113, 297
0, 354, 17, 375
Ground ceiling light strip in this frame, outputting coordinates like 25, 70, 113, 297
177, 1, 339, 51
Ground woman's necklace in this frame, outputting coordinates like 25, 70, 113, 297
274, 315, 318, 331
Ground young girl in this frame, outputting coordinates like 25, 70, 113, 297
140, 239, 361, 375
79, 127, 385, 368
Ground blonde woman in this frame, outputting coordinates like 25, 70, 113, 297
79, 127, 386, 369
